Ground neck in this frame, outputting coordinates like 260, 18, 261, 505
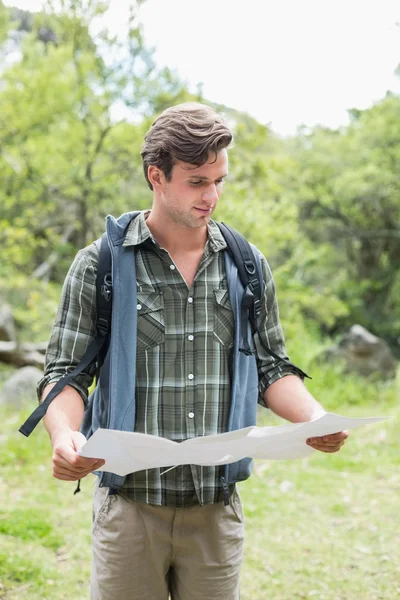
145, 210, 208, 253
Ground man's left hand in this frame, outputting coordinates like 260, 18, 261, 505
306, 431, 349, 453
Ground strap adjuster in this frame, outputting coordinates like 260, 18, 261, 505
252, 298, 261, 319
97, 317, 110, 336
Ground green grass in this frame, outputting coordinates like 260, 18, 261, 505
0, 365, 399, 599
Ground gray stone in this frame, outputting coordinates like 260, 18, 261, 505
322, 325, 397, 379
0, 366, 43, 408
0, 304, 17, 342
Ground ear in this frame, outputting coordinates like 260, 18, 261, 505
148, 165, 163, 189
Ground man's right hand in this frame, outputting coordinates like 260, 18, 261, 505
51, 430, 105, 481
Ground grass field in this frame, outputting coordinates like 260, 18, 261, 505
0, 365, 399, 599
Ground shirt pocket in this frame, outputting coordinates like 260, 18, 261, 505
213, 289, 234, 348
136, 290, 165, 351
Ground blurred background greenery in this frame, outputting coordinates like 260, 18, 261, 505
0, 1, 399, 598
0, 0, 399, 349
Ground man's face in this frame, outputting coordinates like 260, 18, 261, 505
155, 149, 228, 229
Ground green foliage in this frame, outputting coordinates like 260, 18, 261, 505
289, 97, 400, 343
0, 274, 60, 341
0, 0, 190, 280
0, 0, 399, 354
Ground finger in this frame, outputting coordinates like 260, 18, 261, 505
54, 446, 103, 470
54, 473, 81, 481
308, 438, 346, 446
307, 439, 346, 448
53, 470, 92, 481
53, 454, 91, 473
53, 453, 103, 473
53, 467, 85, 480
53, 453, 105, 475
53, 460, 105, 480
306, 436, 346, 446
53, 460, 105, 478
53, 467, 94, 480
319, 431, 349, 442
307, 441, 345, 452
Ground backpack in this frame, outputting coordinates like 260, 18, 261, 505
19, 220, 309, 438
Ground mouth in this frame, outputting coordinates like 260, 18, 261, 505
194, 207, 213, 215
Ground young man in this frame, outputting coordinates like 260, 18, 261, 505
38, 103, 348, 599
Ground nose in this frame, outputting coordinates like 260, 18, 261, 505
201, 184, 219, 204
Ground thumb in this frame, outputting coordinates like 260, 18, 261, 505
71, 431, 105, 467
70, 430, 88, 453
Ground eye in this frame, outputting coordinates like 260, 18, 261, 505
190, 181, 203, 187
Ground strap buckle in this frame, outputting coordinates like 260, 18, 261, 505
101, 273, 112, 302
244, 259, 256, 275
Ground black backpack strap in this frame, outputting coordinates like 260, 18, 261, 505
19, 234, 113, 437
217, 222, 310, 380
218, 223, 262, 355
94, 233, 113, 375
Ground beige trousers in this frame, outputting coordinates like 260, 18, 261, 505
91, 481, 244, 600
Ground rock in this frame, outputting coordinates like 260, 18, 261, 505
0, 304, 17, 342
0, 366, 43, 408
322, 325, 397, 379
0, 341, 45, 368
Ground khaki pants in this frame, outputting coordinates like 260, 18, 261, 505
91, 481, 244, 600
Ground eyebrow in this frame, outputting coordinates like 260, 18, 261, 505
188, 173, 228, 180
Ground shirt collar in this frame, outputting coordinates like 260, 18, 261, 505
122, 210, 227, 253
207, 220, 227, 252
123, 210, 153, 247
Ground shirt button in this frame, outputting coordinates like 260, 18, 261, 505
188, 373, 194, 380
188, 412, 195, 419
137, 304, 142, 310
188, 297, 193, 303
170, 264, 176, 270
188, 335, 194, 341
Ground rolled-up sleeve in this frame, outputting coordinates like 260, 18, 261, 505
36, 243, 99, 405
255, 252, 304, 407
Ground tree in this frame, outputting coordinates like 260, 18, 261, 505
0, 0, 193, 281
290, 94, 400, 346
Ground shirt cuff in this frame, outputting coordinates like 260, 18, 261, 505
258, 367, 304, 408
36, 375, 89, 407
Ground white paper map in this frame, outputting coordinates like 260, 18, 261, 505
79, 413, 387, 476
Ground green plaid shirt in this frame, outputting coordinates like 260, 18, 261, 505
38, 211, 298, 506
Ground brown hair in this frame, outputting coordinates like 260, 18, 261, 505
141, 102, 233, 190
